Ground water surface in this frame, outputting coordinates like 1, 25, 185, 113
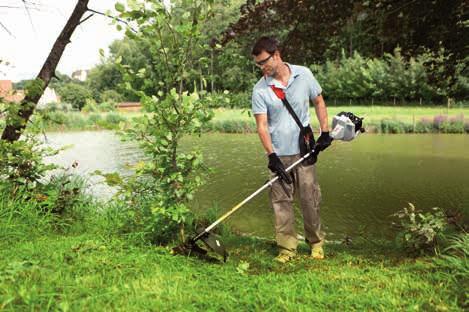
44, 131, 469, 240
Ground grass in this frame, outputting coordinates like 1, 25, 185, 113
212, 106, 469, 124
1, 233, 465, 311
0, 188, 466, 311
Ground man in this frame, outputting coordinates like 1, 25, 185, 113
251, 36, 332, 263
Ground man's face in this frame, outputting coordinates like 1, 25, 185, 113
253, 50, 278, 77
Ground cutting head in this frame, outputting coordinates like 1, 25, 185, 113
172, 227, 228, 262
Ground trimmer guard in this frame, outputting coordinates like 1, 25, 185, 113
194, 228, 228, 262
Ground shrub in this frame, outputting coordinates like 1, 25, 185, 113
45, 111, 69, 126
380, 119, 408, 133
415, 118, 433, 133
35, 173, 89, 215
82, 99, 99, 113
0, 136, 57, 191
43, 102, 73, 112
104, 175, 193, 245
57, 83, 93, 110
97, 102, 116, 112
101, 89, 123, 104
392, 203, 448, 255
105, 112, 125, 125
433, 114, 448, 131
87, 113, 102, 126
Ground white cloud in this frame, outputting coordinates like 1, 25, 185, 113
0, 0, 123, 82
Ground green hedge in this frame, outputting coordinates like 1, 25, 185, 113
311, 50, 468, 104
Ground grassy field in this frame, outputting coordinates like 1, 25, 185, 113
13, 105, 466, 134
1, 232, 465, 311
212, 106, 469, 124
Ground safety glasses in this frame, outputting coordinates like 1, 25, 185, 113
255, 54, 273, 67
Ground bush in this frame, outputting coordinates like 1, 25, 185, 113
392, 203, 448, 255
311, 48, 462, 103
0, 136, 57, 190
43, 102, 73, 112
97, 102, 116, 112
101, 89, 124, 104
58, 83, 93, 110
105, 176, 193, 245
415, 118, 433, 133
87, 113, 102, 126
380, 119, 409, 134
82, 99, 99, 113
105, 112, 125, 125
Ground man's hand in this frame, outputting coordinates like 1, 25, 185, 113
316, 131, 333, 151
268, 153, 292, 184
300, 126, 317, 165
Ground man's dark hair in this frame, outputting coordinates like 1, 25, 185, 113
251, 36, 280, 56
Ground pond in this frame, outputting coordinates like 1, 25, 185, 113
44, 131, 469, 240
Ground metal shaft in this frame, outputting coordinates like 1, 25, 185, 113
193, 151, 315, 242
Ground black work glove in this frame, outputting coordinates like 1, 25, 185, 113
300, 126, 317, 165
268, 153, 292, 184
315, 131, 333, 151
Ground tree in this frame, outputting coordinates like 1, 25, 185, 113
113, 0, 215, 244
1, 0, 90, 141
219, 0, 468, 64
86, 38, 148, 102
58, 82, 93, 110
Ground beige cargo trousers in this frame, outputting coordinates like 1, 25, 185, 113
270, 154, 324, 254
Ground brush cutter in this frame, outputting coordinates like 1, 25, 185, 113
172, 111, 364, 262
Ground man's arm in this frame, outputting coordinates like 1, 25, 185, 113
254, 113, 274, 154
313, 94, 329, 132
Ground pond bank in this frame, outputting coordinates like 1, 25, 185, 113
7, 106, 468, 134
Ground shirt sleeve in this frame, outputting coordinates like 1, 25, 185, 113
251, 89, 267, 115
305, 68, 322, 100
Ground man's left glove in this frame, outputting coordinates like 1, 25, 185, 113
315, 131, 333, 151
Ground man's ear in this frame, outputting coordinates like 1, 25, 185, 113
273, 50, 281, 60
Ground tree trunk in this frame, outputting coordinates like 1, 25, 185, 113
1, 0, 90, 142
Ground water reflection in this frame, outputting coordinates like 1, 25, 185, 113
44, 131, 469, 239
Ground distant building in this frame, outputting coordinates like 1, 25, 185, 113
71, 69, 89, 81
0, 80, 25, 103
1, 80, 59, 106
37, 87, 61, 108
116, 102, 142, 112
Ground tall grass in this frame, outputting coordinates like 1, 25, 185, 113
0, 187, 56, 243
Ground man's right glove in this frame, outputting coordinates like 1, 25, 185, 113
316, 131, 333, 151
268, 153, 292, 184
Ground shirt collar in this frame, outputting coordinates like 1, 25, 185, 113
264, 63, 300, 89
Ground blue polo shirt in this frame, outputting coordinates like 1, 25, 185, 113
251, 64, 322, 156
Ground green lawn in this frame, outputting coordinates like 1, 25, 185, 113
1, 233, 464, 311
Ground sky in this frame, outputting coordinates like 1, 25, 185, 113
0, 0, 123, 82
